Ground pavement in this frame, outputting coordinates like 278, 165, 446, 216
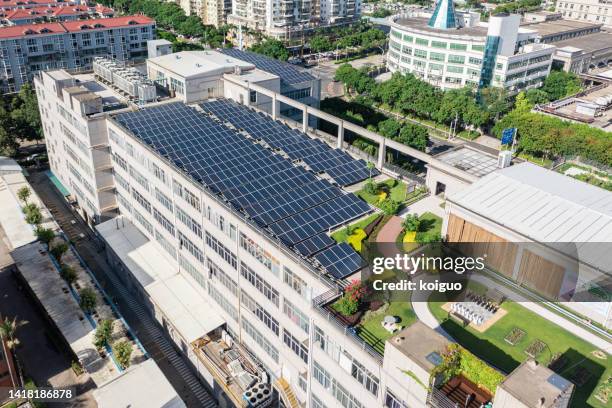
26, 170, 216, 408
0, 225, 97, 408
398, 195, 445, 219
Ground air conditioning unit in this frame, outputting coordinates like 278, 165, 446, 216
498, 150, 512, 169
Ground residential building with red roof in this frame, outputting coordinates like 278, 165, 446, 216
0, 15, 155, 92
0, 3, 114, 25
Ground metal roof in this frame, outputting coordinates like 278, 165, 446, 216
448, 163, 612, 270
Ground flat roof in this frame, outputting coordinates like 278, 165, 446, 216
96, 218, 225, 343
523, 19, 601, 37
448, 162, 612, 270
220, 48, 316, 85
392, 16, 488, 38
387, 321, 450, 372
93, 359, 185, 408
499, 360, 573, 407
550, 31, 612, 53
71, 72, 127, 109
434, 146, 500, 177
148, 50, 255, 79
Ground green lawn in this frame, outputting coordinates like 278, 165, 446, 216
357, 301, 416, 354
331, 213, 381, 243
357, 178, 410, 205
429, 298, 611, 408
517, 152, 553, 168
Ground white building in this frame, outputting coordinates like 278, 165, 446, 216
228, 0, 361, 40
556, 0, 612, 27
387, 0, 555, 92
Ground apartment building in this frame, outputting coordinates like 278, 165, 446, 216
228, 0, 361, 40
387, 0, 555, 92
0, 4, 114, 26
201, 0, 231, 26
556, 0, 612, 27
0, 15, 155, 93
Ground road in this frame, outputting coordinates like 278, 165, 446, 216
0, 224, 97, 408
26, 170, 217, 408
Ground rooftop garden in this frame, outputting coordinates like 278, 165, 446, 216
429, 285, 612, 408
356, 178, 428, 216
556, 162, 612, 191
331, 213, 382, 250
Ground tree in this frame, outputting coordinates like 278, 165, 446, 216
94, 320, 114, 350
60, 264, 78, 286
310, 35, 332, 53
479, 87, 511, 120
403, 214, 421, 232
50, 242, 69, 263
377, 118, 401, 139
380, 198, 401, 215
525, 88, 550, 106
78, 288, 97, 314
370, 8, 393, 18
397, 123, 428, 152
0, 316, 23, 350
112, 341, 133, 369
23, 204, 42, 226
16, 186, 31, 205
541, 70, 582, 101
35, 227, 55, 248
250, 38, 289, 61
366, 161, 375, 180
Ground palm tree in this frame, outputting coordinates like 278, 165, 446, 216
16, 186, 31, 205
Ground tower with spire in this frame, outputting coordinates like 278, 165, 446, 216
428, 0, 458, 29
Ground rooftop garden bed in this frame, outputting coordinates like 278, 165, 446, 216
397, 212, 443, 248
429, 288, 612, 408
356, 179, 427, 215
331, 213, 382, 251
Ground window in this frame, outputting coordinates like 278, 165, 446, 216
170, 77, 184, 95
450, 43, 467, 51
401, 46, 412, 56
154, 188, 173, 212
471, 44, 484, 52
208, 259, 238, 297
283, 329, 308, 363
155, 229, 176, 259
402, 34, 413, 42
468, 57, 482, 65
132, 189, 151, 213
112, 153, 127, 171
129, 165, 149, 192
114, 172, 130, 191
250, 90, 257, 103
385, 390, 408, 408
134, 209, 153, 234
180, 254, 205, 289
208, 283, 238, 321
447, 54, 465, 64
176, 206, 202, 238
391, 30, 402, 39
240, 262, 279, 307
312, 395, 327, 408
242, 319, 279, 363
447, 66, 464, 74
153, 208, 175, 236
429, 52, 445, 62
239, 233, 279, 276
283, 299, 309, 333
151, 162, 166, 184
429, 63, 443, 71
179, 231, 204, 263
415, 38, 428, 46
206, 232, 237, 269
414, 49, 427, 59
283, 268, 309, 301
242, 291, 279, 335
313, 362, 364, 408
431, 41, 447, 49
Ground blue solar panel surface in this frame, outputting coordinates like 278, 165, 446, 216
112, 101, 373, 268
315, 242, 365, 279
220, 48, 316, 85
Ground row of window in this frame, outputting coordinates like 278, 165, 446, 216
283, 299, 309, 334
240, 262, 279, 307
179, 231, 204, 264
179, 254, 205, 289
206, 232, 237, 269
241, 291, 280, 336
239, 232, 280, 276
283, 329, 308, 363
390, 30, 482, 52
313, 361, 363, 408
155, 229, 177, 259
177, 206, 202, 238
153, 208, 175, 237
208, 282, 239, 321
173, 178, 201, 211
241, 318, 279, 363
208, 259, 238, 297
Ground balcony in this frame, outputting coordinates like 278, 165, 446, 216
192, 331, 274, 407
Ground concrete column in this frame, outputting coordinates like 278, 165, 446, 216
302, 107, 308, 133
271, 94, 277, 120
337, 121, 344, 149
377, 138, 385, 169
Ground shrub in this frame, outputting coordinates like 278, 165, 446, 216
94, 320, 114, 350
333, 280, 366, 317
50, 242, 69, 263
403, 214, 421, 232
112, 340, 133, 369
78, 287, 97, 313
60, 264, 77, 285
364, 179, 377, 195
23, 203, 42, 225
17, 186, 31, 204
380, 198, 401, 215
35, 227, 55, 247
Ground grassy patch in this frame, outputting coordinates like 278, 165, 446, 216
415, 212, 442, 242
331, 213, 380, 243
357, 179, 408, 205
517, 152, 553, 168
357, 301, 416, 354
429, 299, 611, 408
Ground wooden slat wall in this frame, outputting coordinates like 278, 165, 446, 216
517, 250, 565, 299
446, 214, 517, 277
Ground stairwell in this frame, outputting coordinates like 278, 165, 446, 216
275, 377, 300, 408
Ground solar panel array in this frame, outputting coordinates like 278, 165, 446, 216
315, 243, 364, 279
220, 48, 315, 85
200, 99, 378, 186
113, 101, 370, 278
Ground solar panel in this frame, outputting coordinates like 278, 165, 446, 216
220, 48, 316, 85
294, 233, 335, 257
315, 243, 365, 279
